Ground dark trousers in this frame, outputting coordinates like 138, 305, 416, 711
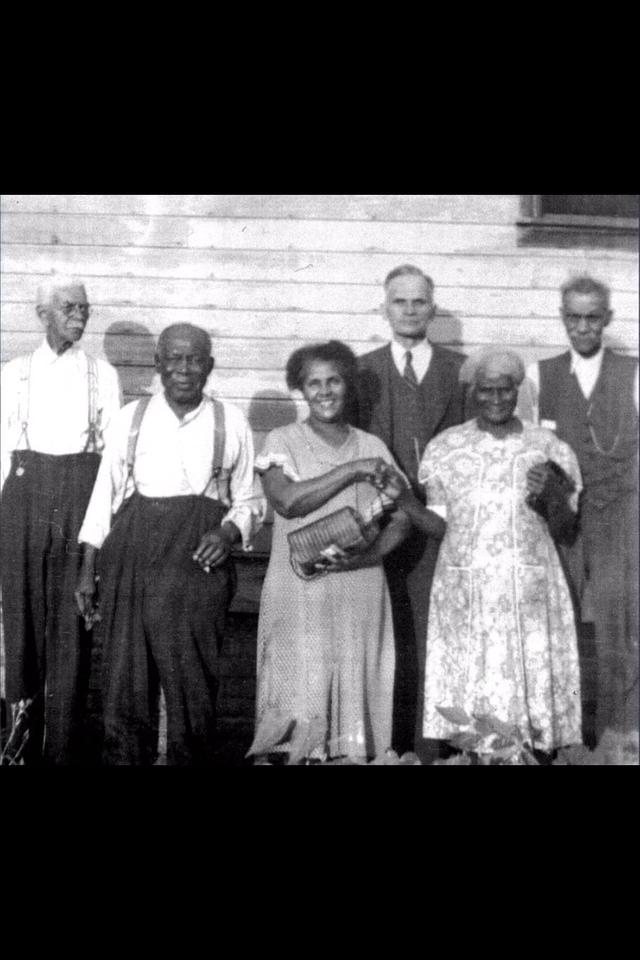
98, 493, 235, 766
565, 493, 639, 741
0, 451, 100, 765
385, 528, 440, 761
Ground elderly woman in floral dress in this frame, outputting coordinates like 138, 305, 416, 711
398, 348, 584, 756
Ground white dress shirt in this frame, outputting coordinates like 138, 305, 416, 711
517, 347, 640, 424
0, 340, 122, 490
78, 391, 265, 551
390, 338, 433, 384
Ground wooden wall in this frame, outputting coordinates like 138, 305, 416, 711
2, 194, 638, 582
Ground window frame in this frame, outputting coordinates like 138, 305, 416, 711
519, 195, 639, 232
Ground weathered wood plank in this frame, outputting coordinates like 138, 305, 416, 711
5, 212, 638, 260
3, 272, 638, 320
8, 341, 634, 410
0, 214, 527, 254
1, 194, 522, 223
2, 318, 637, 366
4, 244, 638, 289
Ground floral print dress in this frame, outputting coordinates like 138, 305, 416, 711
418, 419, 583, 751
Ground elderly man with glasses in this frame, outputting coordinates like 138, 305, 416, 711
0, 278, 121, 764
518, 274, 639, 746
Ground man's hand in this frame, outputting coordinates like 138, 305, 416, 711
372, 463, 406, 502
74, 569, 100, 626
192, 524, 238, 572
75, 545, 100, 627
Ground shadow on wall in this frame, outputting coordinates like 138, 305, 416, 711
428, 310, 464, 351
103, 322, 157, 401
247, 390, 298, 434
605, 333, 630, 353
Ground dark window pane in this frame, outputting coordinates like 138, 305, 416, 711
540, 195, 639, 218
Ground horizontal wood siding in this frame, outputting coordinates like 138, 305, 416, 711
2, 196, 638, 608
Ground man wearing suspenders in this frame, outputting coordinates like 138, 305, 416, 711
76, 323, 263, 766
0, 279, 121, 765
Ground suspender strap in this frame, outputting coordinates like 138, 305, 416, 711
16, 356, 33, 449
211, 398, 226, 477
124, 395, 227, 496
126, 395, 152, 480
83, 355, 104, 452
87, 355, 98, 426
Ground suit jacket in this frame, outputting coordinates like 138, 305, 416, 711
353, 343, 468, 457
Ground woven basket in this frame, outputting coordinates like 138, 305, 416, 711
287, 506, 377, 579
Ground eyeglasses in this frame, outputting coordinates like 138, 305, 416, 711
58, 302, 91, 319
562, 313, 606, 328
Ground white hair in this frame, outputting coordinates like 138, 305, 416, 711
459, 348, 526, 387
36, 276, 87, 308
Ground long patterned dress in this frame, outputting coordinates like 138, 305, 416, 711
254, 422, 397, 760
418, 419, 583, 751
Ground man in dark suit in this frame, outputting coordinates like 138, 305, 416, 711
519, 274, 638, 745
354, 264, 468, 761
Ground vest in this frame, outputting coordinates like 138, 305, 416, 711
539, 350, 638, 510
388, 363, 434, 493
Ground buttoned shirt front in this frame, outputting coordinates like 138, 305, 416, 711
0, 340, 122, 490
78, 391, 265, 550
518, 348, 639, 424
390, 338, 433, 384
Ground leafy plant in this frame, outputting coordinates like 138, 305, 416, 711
433, 706, 542, 765
247, 706, 638, 766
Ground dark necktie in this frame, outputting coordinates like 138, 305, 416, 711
403, 350, 419, 389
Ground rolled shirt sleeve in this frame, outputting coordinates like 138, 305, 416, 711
222, 406, 266, 551
78, 396, 266, 551
78, 405, 130, 549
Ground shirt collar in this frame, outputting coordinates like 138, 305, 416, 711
569, 346, 604, 373
34, 339, 84, 366
390, 338, 433, 363
157, 390, 209, 426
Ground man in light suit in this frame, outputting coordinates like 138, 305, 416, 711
354, 265, 469, 762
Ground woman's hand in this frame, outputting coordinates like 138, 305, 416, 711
315, 545, 366, 574
526, 462, 549, 497
349, 457, 390, 484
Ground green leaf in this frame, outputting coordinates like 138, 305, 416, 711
472, 713, 517, 738
490, 745, 520, 761
437, 705, 473, 726
434, 753, 473, 765
448, 732, 483, 752
473, 716, 496, 736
